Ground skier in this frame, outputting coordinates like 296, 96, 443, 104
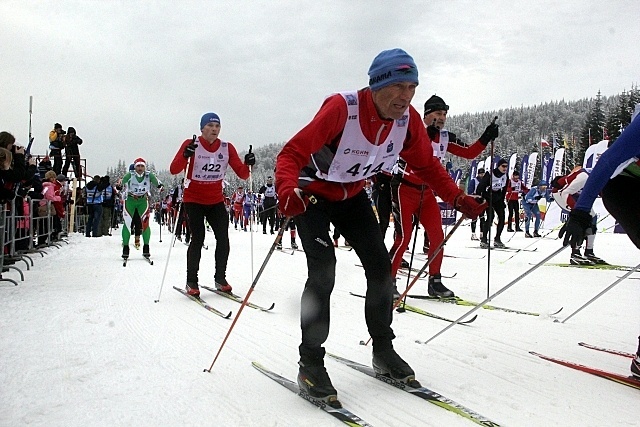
522, 179, 552, 238
274, 48, 487, 406
550, 168, 606, 265
231, 185, 245, 230
258, 176, 278, 234
121, 158, 163, 260
475, 158, 508, 248
468, 168, 486, 240
506, 171, 526, 232
560, 104, 640, 379
276, 217, 299, 250
169, 112, 254, 296
389, 94, 498, 297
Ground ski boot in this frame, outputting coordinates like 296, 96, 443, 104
480, 240, 489, 249
186, 282, 200, 297
584, 249, 608, 265
507, 227, 514, 232
632, 355, 640, 379
525, 232, 533, 238
297, 360, 341, 408
391, 278, 401, 301
291, 239, 299, 250
493, 239, 506, 249
122, 245, 130, 259
372, 348, 420, 387
570, 250, 595, 266
142, 244, 150, 259
400, 259, 410, 269
276, 240, 283, 250
427, 273, 454, 298
533, 231, 542, 237
471, 233, 479, 241
215, 280, 233, 293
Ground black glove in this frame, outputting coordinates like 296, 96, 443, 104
534, 195, 542, 201
183, 141, 198, 158
447, 131, 460, 143
559, 209, 593, 247
244, 152, 255, 166
426, 124, 439, 140
479, 123, 500, 145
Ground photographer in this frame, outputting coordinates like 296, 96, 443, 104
48, 123, 65, 174
61, 126, 83, 179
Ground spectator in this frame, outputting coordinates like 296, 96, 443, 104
37, 155, 52, 179
48, 123, 65, 174
100, 176, 116, 236
62, 127, 83, 179
84, 175, 107, 237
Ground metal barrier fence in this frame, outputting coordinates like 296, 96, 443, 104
1, 197, 69, 286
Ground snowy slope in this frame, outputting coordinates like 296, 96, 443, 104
0, 221, 638, 427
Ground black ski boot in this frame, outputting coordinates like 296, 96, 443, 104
427, 273, 454, 298
631, 355, 640, 379
570, 250, 594, 266
291, 239, 299, 250
493, 239, 506, 249
143, 244, 150, 259
297, 361, 340, 408
122, 245, 130, 259
584, 249, 608, 265
372, 348, 421, 387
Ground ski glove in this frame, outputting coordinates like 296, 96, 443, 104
183, 141, 198, 158
559, 209, 593, 247
278, 187, 308, 217
454, 193, 488, 220
479, 123, 500, 145
244, 152, 256, 166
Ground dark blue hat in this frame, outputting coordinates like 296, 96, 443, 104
200, 112, 221, 130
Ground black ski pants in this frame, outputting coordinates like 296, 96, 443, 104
295, 191, 395, 364
482, 198, 506, 242
184, 202, 229, 284
372, 173, 392, 239
507, 199, 521, 230
602, 174, 640, 249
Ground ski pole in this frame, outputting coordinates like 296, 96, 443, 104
360, 215, 465, 346
205, 217, 292, 372
416, 244, 569, 345
248, 146, 254, 286
558, 262, 640, 324
154, 136, 195, 303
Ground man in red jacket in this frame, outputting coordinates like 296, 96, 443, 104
275, 48, 487, 407
389, 95, 498, 298
506, 170, 526, 232
170, 113, 255, 296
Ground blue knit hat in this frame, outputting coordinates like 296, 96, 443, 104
368, 48, 419, 91
200, 112, 220, 130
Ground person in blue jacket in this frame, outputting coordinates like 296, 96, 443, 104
522, 179, 552, 238
561, 104, 640, 379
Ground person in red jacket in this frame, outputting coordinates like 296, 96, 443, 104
170, 113, 255, 296
275, 48, 487, 407
389, 94, 498, 298
506, 170, 527, 232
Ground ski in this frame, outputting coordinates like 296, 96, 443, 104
578, 342, 635, 359
335, 246, 354, 251
172, 286, 232, 319
535, 262, 634, 271
144, 257, 154, 265
121, 257, 153, 266
199, 285, 275, 312
349, 293, 477, 325
529, 351, 640, 390
252, 362, 373, 427
406, 295, 562, 317
397, 269, 427, 279
327, 353, 501, 426
355, 264, 455, 279
420, 253, 486, 260
468, 246, 537, 252
276, 247, 295, 255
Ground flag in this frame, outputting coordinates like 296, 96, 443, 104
563, 137, 568, 149
552, 134, 558, 149
541, 138, 550, 148
603, 127, 609, 140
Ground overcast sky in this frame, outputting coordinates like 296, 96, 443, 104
1, 0, 638, 176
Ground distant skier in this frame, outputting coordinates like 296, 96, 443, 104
258, 176, 278, 234
475, 158, 508, 248
121, 158, 163, 260
522, 180, 552, 238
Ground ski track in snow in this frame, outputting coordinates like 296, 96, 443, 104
0, 224, 638, 426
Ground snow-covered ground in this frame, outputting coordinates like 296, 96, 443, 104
1, 220, 638, 427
